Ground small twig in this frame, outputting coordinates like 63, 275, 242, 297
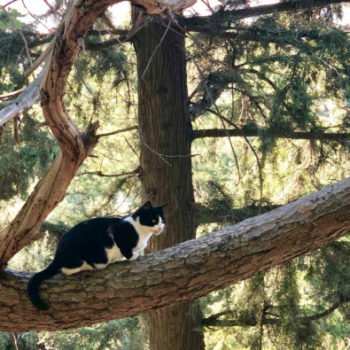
138, 127, 194, 167
12, 334, 19, 350
13, 117, 20, 144
141, 19, 172, 79
97, 125, 138, 138
114, 177, 138, 212
214, 113, 264, 210
0, 88, 25, 100
24, 40, 54, 78
43, 0, 54, 12
191, 57, 243, 187
4, 0, 19, 8
21, 0, 51, 32
199, 0, 216, 13
124, 136, 140, 161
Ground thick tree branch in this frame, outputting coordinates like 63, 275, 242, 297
192, 128, 350, 142
184, 0, 350, 30
1, 176, 350, 332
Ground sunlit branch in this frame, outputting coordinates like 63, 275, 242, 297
97, 125, 138, 138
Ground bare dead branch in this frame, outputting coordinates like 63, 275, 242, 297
0, 68, 45, 127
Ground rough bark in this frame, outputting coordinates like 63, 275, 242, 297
132, 16, 204, 350
0, 176, 350, 332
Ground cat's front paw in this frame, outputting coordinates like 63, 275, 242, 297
130, 252, 139, 261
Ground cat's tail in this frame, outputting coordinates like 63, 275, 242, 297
27, 262, 60, 310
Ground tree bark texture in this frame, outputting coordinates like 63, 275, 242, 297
0, 176, 350, 332
133, 17, 204, 350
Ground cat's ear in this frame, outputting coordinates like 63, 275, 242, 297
142, 201, 153, 210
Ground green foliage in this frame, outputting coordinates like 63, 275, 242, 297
0, 332, 38, 350
0, 9, 33, 92
2, 3, 350, 350
0, 115, 57, 201
39, 318, 146, 350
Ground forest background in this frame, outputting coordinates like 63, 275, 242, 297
1, 0, 350, 349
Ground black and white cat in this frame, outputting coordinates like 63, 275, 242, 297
27, 201, 165, 310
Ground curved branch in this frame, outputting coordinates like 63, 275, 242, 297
1, 176, 350, 332
0, 0, 124, 265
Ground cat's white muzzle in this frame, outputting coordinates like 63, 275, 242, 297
154, 224, 165, 235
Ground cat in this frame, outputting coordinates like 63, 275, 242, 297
27, 201, 165, 310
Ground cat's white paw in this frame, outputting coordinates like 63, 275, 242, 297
130, 252, 139, 261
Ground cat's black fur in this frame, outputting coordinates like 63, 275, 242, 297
27, 201, 165, 310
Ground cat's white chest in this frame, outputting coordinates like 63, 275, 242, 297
135, 233, 152, 252
106, 242, 122, 263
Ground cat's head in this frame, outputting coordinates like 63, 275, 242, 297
132, 201, 166, 235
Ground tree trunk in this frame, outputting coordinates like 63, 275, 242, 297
132, 16, 204, 350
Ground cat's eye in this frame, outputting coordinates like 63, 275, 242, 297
152, 219, 156, 224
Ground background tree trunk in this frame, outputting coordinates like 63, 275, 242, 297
132, 16, 205, 350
